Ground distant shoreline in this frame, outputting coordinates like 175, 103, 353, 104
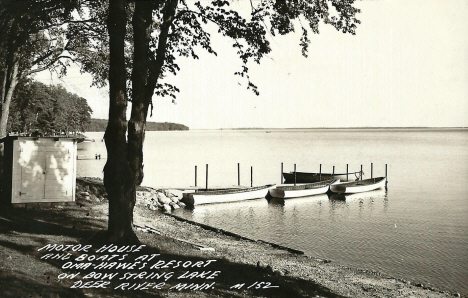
215, 127, 468, 131
82, 127, 467, 133
86, 118, 189, 132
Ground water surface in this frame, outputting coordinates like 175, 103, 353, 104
78, 129, 468, 295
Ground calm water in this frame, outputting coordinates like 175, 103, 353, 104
78, 129, 468, 295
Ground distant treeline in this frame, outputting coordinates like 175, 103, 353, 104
87, 119, 189, 132
8, 79, 92, 136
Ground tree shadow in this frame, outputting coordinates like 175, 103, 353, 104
0, 204, 344, 298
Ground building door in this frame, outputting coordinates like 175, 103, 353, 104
13, 139, 75, 203
17, 140, 46, 201
44, 141, 74, 201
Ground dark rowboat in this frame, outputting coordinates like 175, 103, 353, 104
282, 171, 362, 183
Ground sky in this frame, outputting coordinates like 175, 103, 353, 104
35, 0, 468, 129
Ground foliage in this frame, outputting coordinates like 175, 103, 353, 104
1, 0, 362, 242
7, 79, 92, 136
84, 0, 361, 243
15, 0, 359, 243
70, 0, 360, 101
0, 0, 79, 76
86, 119, 188, 132
0, 0, 85, 140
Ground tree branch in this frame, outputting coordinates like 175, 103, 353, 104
26, 56, 76, 76
146, 0, 179, 99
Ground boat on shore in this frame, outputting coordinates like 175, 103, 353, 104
283, 171, 362, 183
269, 179, 340, 199
182, 184, 276, 206
329, 177, 386, 194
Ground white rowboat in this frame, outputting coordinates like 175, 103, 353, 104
329, 177, 386, 194
269, 179, 340, 199
182, 184, 275, 206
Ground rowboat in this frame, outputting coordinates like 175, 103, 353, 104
269, 179, 340, 199
283, 171, 361, 183
182, 184, 276, 206
329, 177, 386, 194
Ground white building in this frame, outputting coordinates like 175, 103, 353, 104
0, 136, 79, 207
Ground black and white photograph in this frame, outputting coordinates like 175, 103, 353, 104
0, 0, 467, 297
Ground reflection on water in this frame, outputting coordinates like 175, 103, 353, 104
268, 193, 330, 207
174, 190, 390, 242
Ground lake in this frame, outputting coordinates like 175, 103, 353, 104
78, 129, 468, 295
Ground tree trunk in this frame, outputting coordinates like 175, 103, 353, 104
1, 16, 21, 140
127, 2, 151, 187
127, 0, 178, 189
103, 0, 178, 244
104, 0, 138, 244
0, 62, 19, 139
0, 61, 19, 182
0, 68, 7, 180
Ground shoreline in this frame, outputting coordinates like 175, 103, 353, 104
137, 207, 461, 298
0, 179, 464, 297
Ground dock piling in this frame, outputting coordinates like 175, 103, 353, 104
238, 163, 240, 186
371, 163, 373, 178
281, 162, 283, 184
294, 164, 297, 186
385, 164, 388, 187
332, 166, 335, 176
319, 164, 322, 181
346, 164, 348, 181
361, 164, 363, 180
251, 166, 253, 187
195, 165, 197, 187
206, 164, 208, 190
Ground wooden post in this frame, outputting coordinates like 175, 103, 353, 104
251, 166, 253, 187
319, 164, 322, 181
360, 164, 363, 181
206, 164, 208, 190
294, 164, 297, 186
332, 166, 335, 176
281, 162, 284, 184
238, 163, 240, 186
371, 163, 373, 178
385, 164, 388, 187
346, 164, 348, 181
195, 165, 197, 187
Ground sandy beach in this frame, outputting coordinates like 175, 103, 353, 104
0, 178, 462, 298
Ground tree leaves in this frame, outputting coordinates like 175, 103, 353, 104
67, 0, 360, 101
7, 79, 92, 136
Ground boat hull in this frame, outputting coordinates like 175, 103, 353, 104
283, 172, 360, 183
329, 177, 387, 194
182, 184, 275, 206
328, 188, 387, 201
269, 179, 340, 199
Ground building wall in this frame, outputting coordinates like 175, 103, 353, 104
11, 138, 77, 204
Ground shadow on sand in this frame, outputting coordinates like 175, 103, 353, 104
0, 204, 344, 298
